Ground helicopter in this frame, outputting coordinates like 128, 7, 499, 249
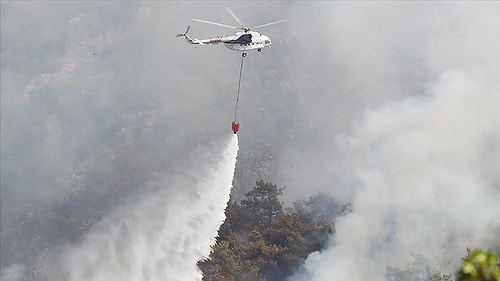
177, 7, 286, 57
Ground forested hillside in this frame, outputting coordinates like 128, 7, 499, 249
198, 180, 347, 281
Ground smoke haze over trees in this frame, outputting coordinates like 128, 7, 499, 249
1, 1, 499, 281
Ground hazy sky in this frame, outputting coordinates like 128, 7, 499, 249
2, 1, 499, 280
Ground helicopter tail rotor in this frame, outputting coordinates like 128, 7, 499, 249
176, 26, 201, 45
176, 25, 191, 37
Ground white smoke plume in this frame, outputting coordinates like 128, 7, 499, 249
291, 69, 500, 280
287, 2, 500, 278
46, 135, 238, 281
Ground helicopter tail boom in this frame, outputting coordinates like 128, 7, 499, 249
176, 26, 205, 45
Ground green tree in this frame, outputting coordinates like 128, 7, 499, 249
456, 249, 500, 281
218, 201, 254, 240
264, 213, 333, 280
241, 180, 285, 226
198, 232, 265, 281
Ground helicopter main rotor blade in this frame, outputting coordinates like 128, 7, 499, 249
252, 19, 287, 30
225, 7, 245, 28
193, 18, 239, 30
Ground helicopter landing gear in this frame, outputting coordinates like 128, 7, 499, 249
257, 48, 262, 52
242, 52, 247, 57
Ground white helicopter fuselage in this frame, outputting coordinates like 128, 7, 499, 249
223, 31, 272, 52
184, 31, 271, 53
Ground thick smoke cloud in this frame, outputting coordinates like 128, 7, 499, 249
276, 2, 500, 202
292, 69, 500, 280
284, 2, 500, 280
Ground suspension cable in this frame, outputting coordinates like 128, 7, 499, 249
234, 54, 244, 122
